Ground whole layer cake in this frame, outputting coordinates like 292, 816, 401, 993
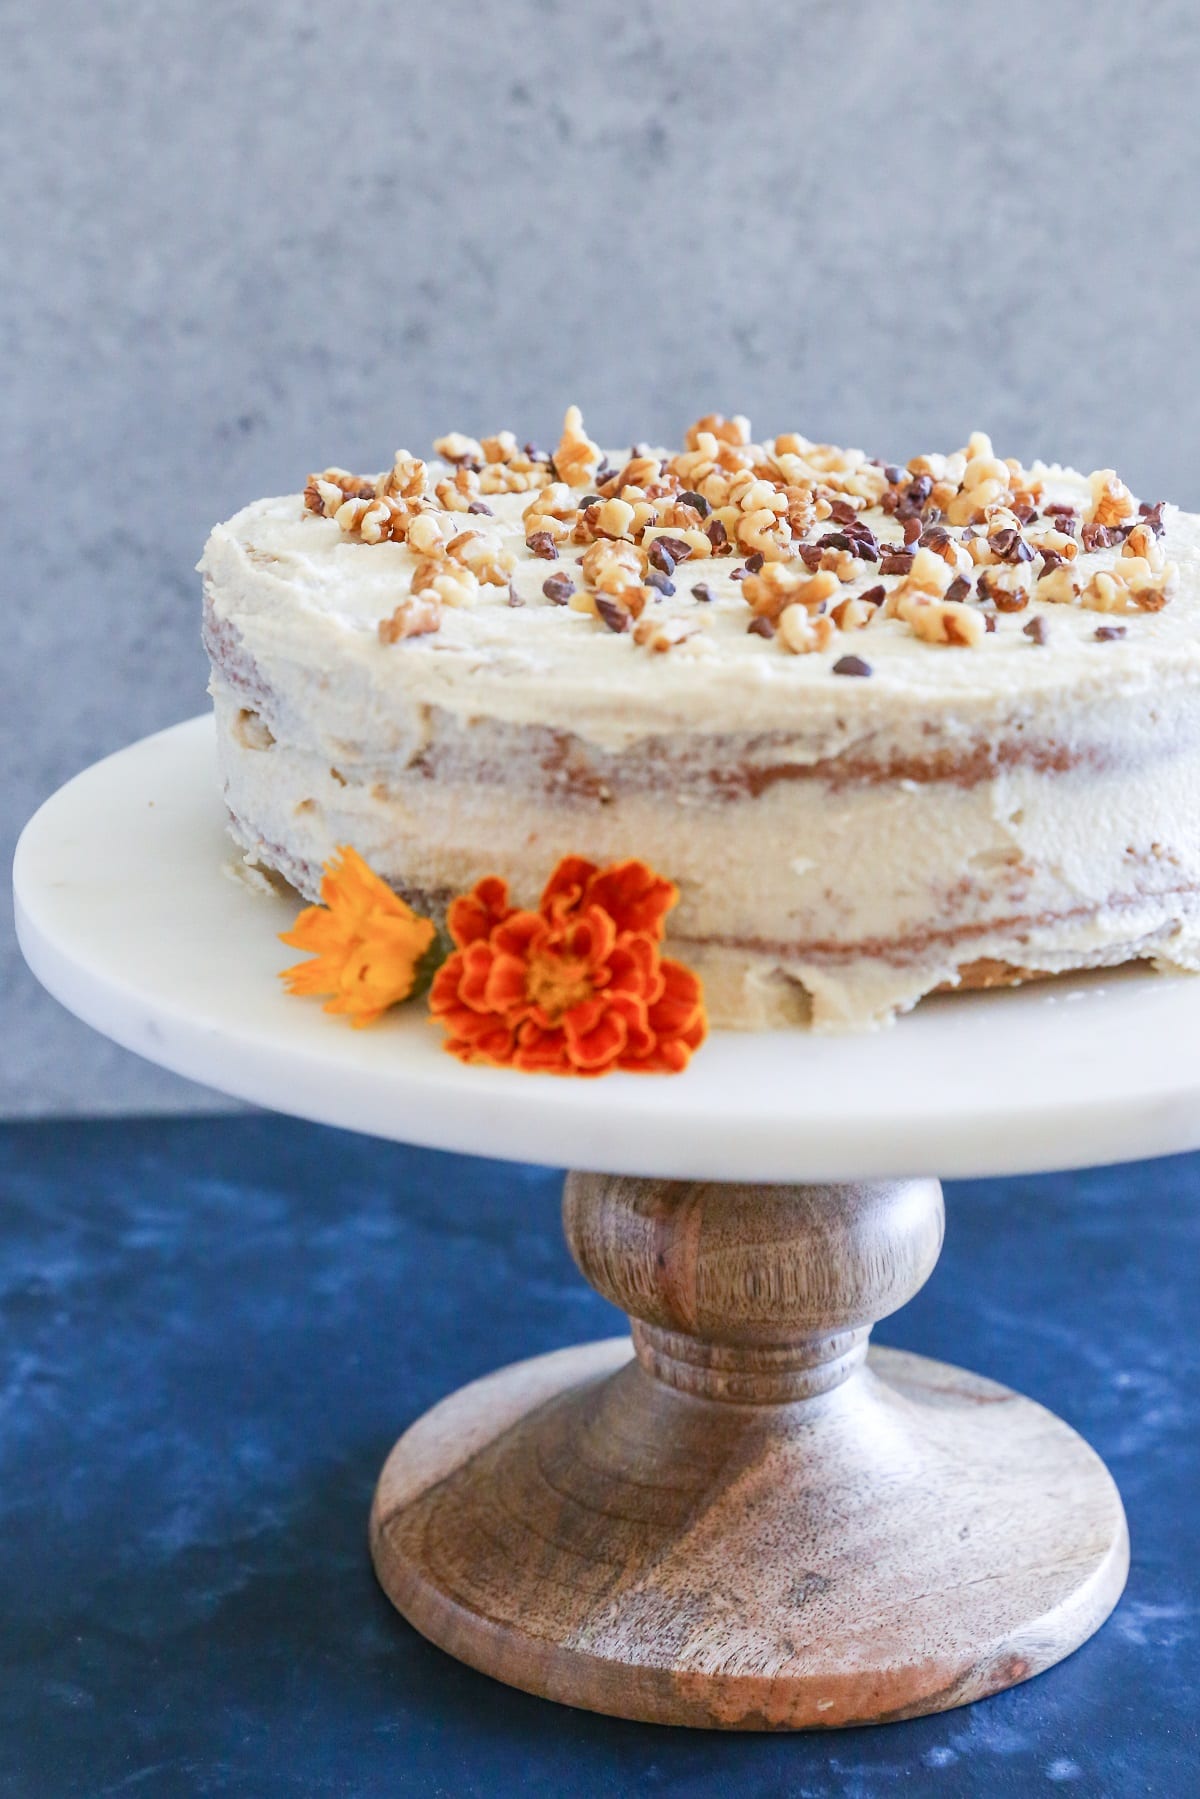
201, 409, 1200, 1029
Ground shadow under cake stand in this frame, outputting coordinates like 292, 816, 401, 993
18, 716, 1200, 1729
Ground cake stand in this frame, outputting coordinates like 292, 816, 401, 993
16, 716, 1200, 1730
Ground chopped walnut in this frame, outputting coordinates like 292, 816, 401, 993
771, 443, 884, 509
406, 512, 448, 557
916, 529, 969, 574
433, 432, 483, 467
553, 404, 602, 488
743, 564, 839, 620
572, 585, 650, 626
445, 530, 516, 587
332, 495, 414, 543
643, 524, 712, 561
304, 468, 377, 516
881, 547, 955, 616
525, 514, 572, 547
594, 496, 636, 540
667, 437, 729, 505
734, 506, 792, 560
1036, 565, 1081, 606
907, 599, 987, 647
580, 537, 646, 595
780, 483, 820, 537
521, 482, 578, 543
686, 413, 751, 450
378, 596, 442, 643
1082, 558, 1178, 614
412, 565, 479, 608
830, 595, 874, 631
945, 454, 1012, 527
478, 459, 550, 495
434, 467, 481, 512
908, 450, 968, 488
1086, 469, 1136, 529
1122, 522, 1167, 571
1081, 570, 1135, 614
977, 565, 1032, 612
657, 498, 709, 534
632, 614, 708, 653
777, 606, 837, 655
409, 554, 447, 594
481, 431, 518, 464
806, 547, 864, 583
608, 453, 663, 493
377, 451, 428, 502
1026, 525, 1078, 563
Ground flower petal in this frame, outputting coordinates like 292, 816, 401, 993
456, 940, 498, 1012
539, 855, 597, 922
492, 910, 549, 959
561, 906, 617, 970
484, 952, 531, 1012
647, 958, 706, 1037
512, 1023, 573, 1073
447, 875, 512, 948
604, 934, 660, 1000
585, 860, 678, 940
564, 1004, 627, 1071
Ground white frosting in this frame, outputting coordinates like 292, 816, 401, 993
200, 471, 1200, 755
200, 463, 1200, 1029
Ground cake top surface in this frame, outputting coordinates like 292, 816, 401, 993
200, 409, 1200, 747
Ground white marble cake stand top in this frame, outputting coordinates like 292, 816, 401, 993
14, 714, 1200, 1181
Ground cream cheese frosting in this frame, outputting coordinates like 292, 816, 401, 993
200, 415, 1200, 1029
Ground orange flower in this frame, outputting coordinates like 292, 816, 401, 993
429, 855, 707, 1075
280, 845, 437, 1027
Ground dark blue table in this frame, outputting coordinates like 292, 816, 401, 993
1, 1116, 1196, 1797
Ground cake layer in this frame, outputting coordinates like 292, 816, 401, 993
208, 664, 1200, 1029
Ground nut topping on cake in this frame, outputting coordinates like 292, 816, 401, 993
297, 413, 1177, 657
1086, 469, 1137, 530
553, 405, 602, 489
906, 600, 988, 647
378, 596, 442, 642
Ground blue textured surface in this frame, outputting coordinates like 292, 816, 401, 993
0, 1116, 1197, 1798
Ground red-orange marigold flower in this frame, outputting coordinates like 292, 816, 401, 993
280, 845, 437, 1027
428, 855, 707, 1075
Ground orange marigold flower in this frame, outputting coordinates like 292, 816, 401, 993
429, 855, 707, 1075
280, 845, 437, 1027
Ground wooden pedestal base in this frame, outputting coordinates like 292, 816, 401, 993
370, 1176, 1128, 1729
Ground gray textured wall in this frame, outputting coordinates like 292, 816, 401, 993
5, 0, 1200, 1114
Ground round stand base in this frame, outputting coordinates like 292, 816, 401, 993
370, 1338, 1128, 1730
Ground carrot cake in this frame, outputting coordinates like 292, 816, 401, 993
200, 409, 1200, 1028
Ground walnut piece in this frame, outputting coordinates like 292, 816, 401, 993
377, 451, 428, 502
434, 467, 481, 512
777, 606, 837, 655
743, 564, 838, 619
433, 432, 483, 466
906, 599, 987, 647
406, 512, 448, 557
554, 405, 601, 488
580, 537, 646, 595
445, 529, 516, 587
1082, 558, 1178, 614
632, 614, 707, 653
1086, 469, 1136, 529
379, 596, 441, 642
413, 565, 479, 608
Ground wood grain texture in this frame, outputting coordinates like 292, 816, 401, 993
370, 1175, 1128, 1729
